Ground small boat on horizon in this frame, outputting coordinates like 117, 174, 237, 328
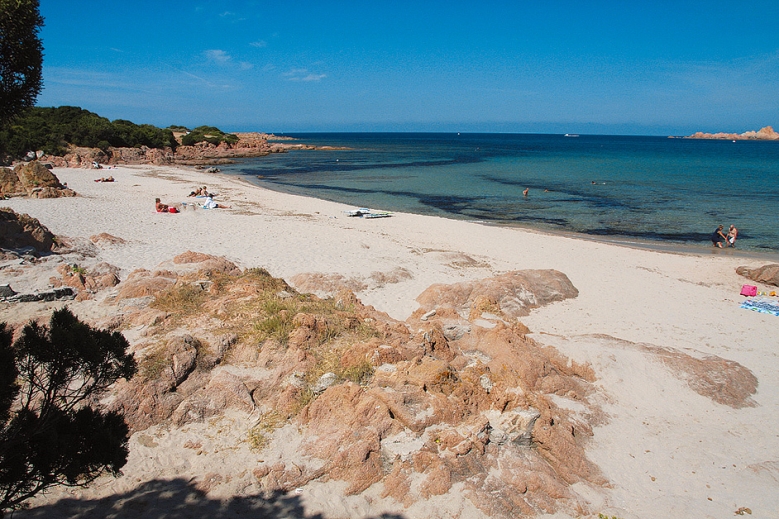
564, 134, 579, 137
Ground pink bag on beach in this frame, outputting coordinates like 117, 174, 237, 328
740, 285, 757, 297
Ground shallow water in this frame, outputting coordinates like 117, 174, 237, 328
221, 133, 779, 254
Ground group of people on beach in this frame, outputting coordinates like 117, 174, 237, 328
155, 186, 230, 213
711, 224, 738, 248
188, 186, 211, 197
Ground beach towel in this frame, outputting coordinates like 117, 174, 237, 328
740, 297, 779, 317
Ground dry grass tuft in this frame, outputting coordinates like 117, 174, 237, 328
247, 411, 285, 452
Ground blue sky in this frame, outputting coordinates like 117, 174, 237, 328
36, 1, 779, 135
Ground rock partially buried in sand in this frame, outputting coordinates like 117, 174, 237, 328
737, 264, 779, 287
415, 269, 578, 320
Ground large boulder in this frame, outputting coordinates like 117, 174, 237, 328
0, 162, 76, 198
0, 167, 21, 195
736, 264, 779, 287
0, 208, 56, 253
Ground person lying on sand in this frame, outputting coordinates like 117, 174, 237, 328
155, 198, 179, 213
201, 196, 229, 209
94, 176, 114, 182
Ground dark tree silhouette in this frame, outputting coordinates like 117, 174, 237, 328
0, 308, 137, 516
0, 0, 44, 128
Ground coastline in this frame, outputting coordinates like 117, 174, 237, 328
2, 164, 778, 518
475, 218, 779, 262
240, 172, 779, 262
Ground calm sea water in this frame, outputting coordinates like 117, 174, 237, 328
221, 133, 779, 254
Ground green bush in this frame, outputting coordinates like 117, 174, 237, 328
180, 125, 238, 146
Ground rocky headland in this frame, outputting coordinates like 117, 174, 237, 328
34, 132, 342, 169
685, 125, 779, 141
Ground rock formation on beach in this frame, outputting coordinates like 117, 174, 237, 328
686, 126, 779, 141
7, 248, 757, 517
737, 264, 779, 287
103, 255, 600, 517
0, 246, 604, 517
0, 161, 76, 198
0, 207, 57, 255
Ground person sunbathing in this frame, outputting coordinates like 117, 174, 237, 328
188, 186, 213, 197
201, 196, 229, 209
154, 198, 175, 213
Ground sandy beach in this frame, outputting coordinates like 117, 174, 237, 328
1, 164, 778, 519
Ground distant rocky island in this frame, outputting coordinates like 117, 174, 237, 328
685, 126, 779, 141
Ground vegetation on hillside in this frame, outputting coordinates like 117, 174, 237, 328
0, 106, 179, 158
180, 125, 239, 146
0, 107, 241, 160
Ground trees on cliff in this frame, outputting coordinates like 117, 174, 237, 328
0, 308, 137, 516
180, 125, 239, 146
0, 106, 179, 157
0, 0, 44, 128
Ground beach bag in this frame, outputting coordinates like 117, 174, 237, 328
168, 206, 178, 213
740, 285, 757, 297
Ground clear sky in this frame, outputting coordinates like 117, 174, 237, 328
36, 0, 779, 135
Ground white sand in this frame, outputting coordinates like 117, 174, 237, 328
2, 164, 778, 518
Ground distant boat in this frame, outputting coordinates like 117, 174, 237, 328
564, 134, 579, 137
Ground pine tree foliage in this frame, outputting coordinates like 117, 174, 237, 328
0, 308, 137, 516
0, 0, 44, 127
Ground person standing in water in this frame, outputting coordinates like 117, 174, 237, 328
727, 224, 738, 247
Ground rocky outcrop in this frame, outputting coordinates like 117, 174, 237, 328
687, 126, 779, 141
49, 262, 121, 301
0, 161, 76, 197
415, 269, 579, 320
172, 250, 242, 276
99, 259, 601, 517
737, 264, 779, 287
38, 133, 340, 168
0, 208, 57, 254
114, 269, 177, 301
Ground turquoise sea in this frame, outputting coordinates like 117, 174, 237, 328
221, 133, 779, 255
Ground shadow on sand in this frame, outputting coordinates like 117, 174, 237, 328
11, 478, 408, 519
